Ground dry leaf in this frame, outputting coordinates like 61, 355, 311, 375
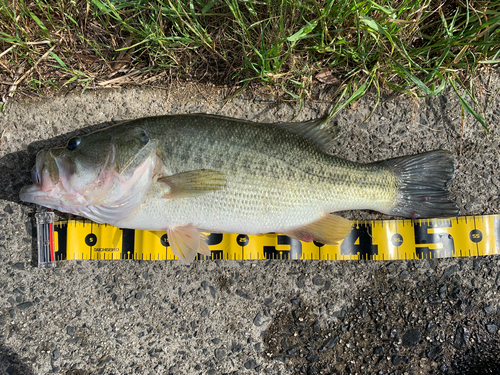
76, 53, 96, 65
315, 69, 340, 85
98, 69, 142, 86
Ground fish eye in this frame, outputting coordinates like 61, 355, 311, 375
139, 130, 149, 143
67, 137, 81, 151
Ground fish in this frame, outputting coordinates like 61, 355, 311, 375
20, 114, 458, 263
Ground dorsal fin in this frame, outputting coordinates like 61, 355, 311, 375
182, 113, 340, 152
275, 116, 339, 152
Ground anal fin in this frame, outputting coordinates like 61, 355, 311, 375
284, 214, 352, 244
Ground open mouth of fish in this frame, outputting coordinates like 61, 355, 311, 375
19, 150, 81, 208
20, 143, 148, 213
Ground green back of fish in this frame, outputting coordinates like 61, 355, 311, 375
139, 114, 397, 214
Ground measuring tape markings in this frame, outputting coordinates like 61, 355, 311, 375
44, 215, 500, 262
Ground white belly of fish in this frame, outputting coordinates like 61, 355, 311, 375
114, 179, 327, 234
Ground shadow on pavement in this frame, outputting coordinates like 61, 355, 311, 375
0, 342, 35, 375
0, 121, 117, 205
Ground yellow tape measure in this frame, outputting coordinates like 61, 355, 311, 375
35, 214, 500, 265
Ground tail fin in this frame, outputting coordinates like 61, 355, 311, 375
379, 150, 458, 218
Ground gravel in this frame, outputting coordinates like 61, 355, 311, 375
1, 74, 500, 374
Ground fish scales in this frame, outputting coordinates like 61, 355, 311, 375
122, 115, 398, 232
20, 113, 457, 263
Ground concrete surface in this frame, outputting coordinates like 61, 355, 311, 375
1, 74, 500, 375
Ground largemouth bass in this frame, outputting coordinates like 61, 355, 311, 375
20, 114, 457, 263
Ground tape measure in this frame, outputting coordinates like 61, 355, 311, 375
34, 213, 500, 267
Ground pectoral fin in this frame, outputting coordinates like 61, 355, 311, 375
167, 226, 211, 264
158, 169, 226, 199
284, 214, 352, 244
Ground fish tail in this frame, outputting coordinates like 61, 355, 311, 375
380, 150, 458, 218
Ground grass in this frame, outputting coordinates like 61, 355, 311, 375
0, 0, 499, 128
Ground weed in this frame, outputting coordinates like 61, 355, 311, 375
0, 0, 498, 128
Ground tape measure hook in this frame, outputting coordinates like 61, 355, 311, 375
35, 211, 56, 268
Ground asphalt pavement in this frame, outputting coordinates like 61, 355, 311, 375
1, 75, 500, 374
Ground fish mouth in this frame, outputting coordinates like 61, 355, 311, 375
20, 146, 117, 208
19, 150, 64, 206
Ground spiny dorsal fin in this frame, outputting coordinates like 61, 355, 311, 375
275, 116, 339, 152
179, 113, 339, 152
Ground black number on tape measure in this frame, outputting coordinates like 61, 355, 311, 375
160, 234, 169, 247
469, 229, 483, 243
237, 234, 249, 247
340, 224, 378, 259
207, 233, 223, 246
414, 221, 454, 258
85, 233, 97, 247
264, 235, 302, 260
391, 233, 403, 247
121, 229, 135, 259
54, 223, 68, 260
197, 233, 221, 260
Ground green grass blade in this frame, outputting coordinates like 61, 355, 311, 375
201, 0, 217, 14
449, 78, 488, 131
287, 20, 318, 43
391, 59, 446, 96
359, 15, 394, 54
48, 51, 67, 70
